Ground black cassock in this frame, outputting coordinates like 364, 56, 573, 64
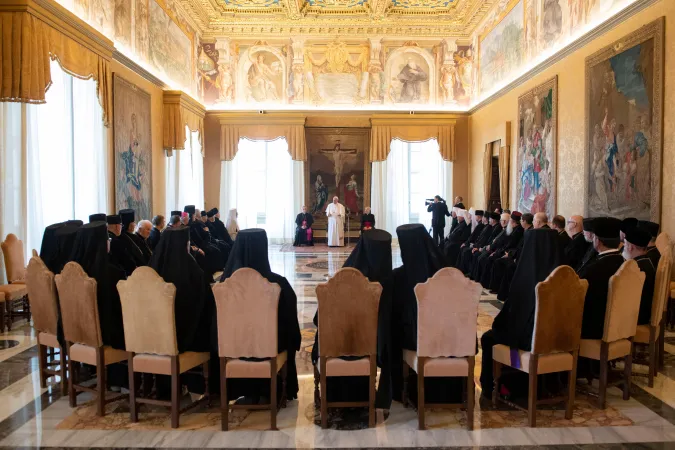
122, 231, 148, 267
132, 232, 153, 263
557, 229, 572, 254
360, 213, 376, 231
148, 227, 162, 251
293, 213, 314, 246
189, 221, 228, 274
565, 232, 590, 269
39, 222, 66, 273
491, 228, 529, 297
479, 225, 524, 289
578, 250, 625, 339
576, 246, 598, 273
213, 217, 233, 245
635, 255, 656, 325
457, 224, 497, 275
469, 226, 508, 280
444, 221, 482, 267
646, 246, 661, 269
480, 229, 563, 397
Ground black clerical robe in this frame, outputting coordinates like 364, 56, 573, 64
360, 213, 375, 231
457, 224, 494, 274
565, 232, 590, 268
635, 255, 657, 325
108, 231, 137, 277
469, 226, 507, 281
490, 228, 530, 294
646, 246, 661, 269
293, 213, 314, 246
578, 250, 625, 339
122, 231, 147, 267
576, 245, 598, 273
443, 221, 475, 267
148, 227, 161, 251
479, 225, 524, 288
557, 229, 572, 253
133, 233, 153, 263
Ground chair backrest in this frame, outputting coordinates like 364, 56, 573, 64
25, 257, 60, 336
649, 246, 673, 327
1, 234, 26, 282
414, 267, 481, 358
531, 266, 589, 354
55, 262, 103, 347
655, 232, 674, 281
603, 259, 645, 343
117, 266, 178, 356
213, 268, 281, 358
315, 267, 381, 358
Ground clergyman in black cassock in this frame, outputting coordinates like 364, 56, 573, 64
480, 228, 563, 398
492, 215, 534, 298
185, 205, 226, 275
107, 214, 137, 277
564, 215, 590, 268
575, 218, 598, 273
469, 214, 509, 280
639, 220, 661, 268
623, 227, 657, 325
457, 212, 499, 275
39, 222, 66, 274
360, 207, 376, 232
478, 211, 524, 289
442, 209, 475, 267
119, 209, 148, 267
293, 207, 314, 246
216, 229, 301, 401
148, 216, 164, 251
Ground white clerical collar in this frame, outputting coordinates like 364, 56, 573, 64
598, 248, 619, 256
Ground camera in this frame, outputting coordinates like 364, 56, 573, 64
425, 197, 445, 206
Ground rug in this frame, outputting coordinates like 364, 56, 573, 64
280, 244, 356, 253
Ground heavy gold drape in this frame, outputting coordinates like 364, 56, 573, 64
483, 144, 492, 209
0, 0, 114, 125
218, 113, 307, 161
163, 90, 205, 152
370, 115, 456, 162
498, 145, 510, 210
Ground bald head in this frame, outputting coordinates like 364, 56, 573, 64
533, 212, 548, 229
568, 215, 584, 236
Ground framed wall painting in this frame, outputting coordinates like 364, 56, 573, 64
584, 17, 664, 221
113, 74, 153, 220
516, 75, 558, 218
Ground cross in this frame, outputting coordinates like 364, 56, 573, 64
319, 141, 358, 188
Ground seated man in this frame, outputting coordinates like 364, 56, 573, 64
565, 215, 590, 268
639, 220, 661, 268
360, 206, 375, 232
579, 217, 624, 339
457, 211, 496, 274
622, 227, 656, 325
148, 215, 164, 251
620, 217, 638, 244
443, 209, 472, 265
135, 220, 153, 261
576, 218, 598, 273
551, 214, 571, 252
469, 213, 509, 280
293, 206, 314, 246
478, 211, 524, 289
492, 213, 534, 298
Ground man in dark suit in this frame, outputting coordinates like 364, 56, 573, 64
564, 215, 590, 268
426, 195, 450, 247
148, 215, 165, 251
552, 214, 571, 249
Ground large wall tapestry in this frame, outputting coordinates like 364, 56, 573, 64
305, 128, 370, 222
516, 76, 558, 218
584, 18, 664, 221
113, 75, 152, 220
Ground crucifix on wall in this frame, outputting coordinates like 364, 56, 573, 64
319, 140, 358, 189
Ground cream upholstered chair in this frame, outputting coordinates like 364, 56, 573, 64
493, 266, 588, 427
634, 245, 672, 387
26, 257, 67, 394
0, 284, 27, 332
55, 262, 127, 416
1, 234, 31, 328
655, 232, 673, 369
118, 267, 210, 429
402, 268, 482, 430
579, 259, 645, 409
213, 268, 287, 431
314, 267, 381, 429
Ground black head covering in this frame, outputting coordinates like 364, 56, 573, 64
201, 211, 208, 217
475, 210, 484, 217
583, 218, 595, 232
212, 208, 219, 214
625, 227, 652, 248
184, 205, 196, 216
638, 220, 660, 239
220, 228, 271, 280
593, 217, 621, 239
68, 222, 109, 280
206, 209, 216, 218
66, 220, 83, 227
89, 213, 106, 223
620, 217, 638, 233
50, 223, 81, 274
107, 215, 122, 225
511, 211, 522, 222
39, 222, 65, 272
119, 209, 135, 228
396, 224, 445, 286
343, 229, 392, 283
489, 212, 500, 221
170, 210, 182, 217
493, 228, 563, 350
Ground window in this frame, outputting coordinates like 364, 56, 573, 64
166, 127, 205, 212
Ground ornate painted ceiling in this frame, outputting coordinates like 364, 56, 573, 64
178, 0, 497, 38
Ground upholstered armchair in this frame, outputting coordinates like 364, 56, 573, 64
1, 234, 27, 284
402, 267, 482, 430
313, 267, 381, 429
0, 234, 31, 328
213, 268, 287, 431
493, 266, 588, 427
55, 262, 127, 416
118, 266, 210, 429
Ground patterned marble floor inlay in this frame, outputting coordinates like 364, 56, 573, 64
1, 245, 675, 448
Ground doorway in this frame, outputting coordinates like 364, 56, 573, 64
489, 156, 501, 212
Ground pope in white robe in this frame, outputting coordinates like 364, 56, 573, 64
326, 196, 345, 247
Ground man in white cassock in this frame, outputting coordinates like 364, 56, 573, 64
326, 196, 345, 247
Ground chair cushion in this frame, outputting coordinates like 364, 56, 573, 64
403, 349, 470, 377
492, 344, 573, 374
133, 352, 210, 376
0, 284, 27, 300
316, 356, 371, 377
225, 351, 288, 379
634, 324, 659, 344
69, 344, 127, 366
38, 332, 61, 349
579, 339, 632, 361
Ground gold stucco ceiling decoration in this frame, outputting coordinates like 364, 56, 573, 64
178, 0, 497, 38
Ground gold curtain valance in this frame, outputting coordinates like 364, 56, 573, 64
0, 0, 114, 125
218, 113, 307, 162
369, 115, 456, 162
163, 90, 205, 152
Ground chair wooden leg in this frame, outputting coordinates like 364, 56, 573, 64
96, 347, 106, 417
6, 301, 11, 332
528, 355, 539, 427
660, 312, 666, 370
624, 339, 633, 401
467, 356, 475, 431
368, 357, 376, 428
128, 353, 137, 423
270, 357, 277, 431
280, 362, 288, 408
313, 365, 320, 408
0, 302, 5, 333
203, 361, 210, 407
37, 344, 47, 389
598, 342, 609, 409
220, 358, 228, 431
417, 357, 426, 431
59, 346, 67, 396
492, 360, 501, 407
402, 360, 409, 407
67, 343, 76, 408
566, 351, 578, 420
320, 358, 328, 429
170, 356, 180, 429
648, 327, 656, 388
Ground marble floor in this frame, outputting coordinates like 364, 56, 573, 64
1, 245, 675, 448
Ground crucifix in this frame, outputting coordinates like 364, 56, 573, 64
319, 141, 358, 189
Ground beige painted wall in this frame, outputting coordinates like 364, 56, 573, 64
108, 61, 166, 217
468, 0, 674, 237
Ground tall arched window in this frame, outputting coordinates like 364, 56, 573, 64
165, 126, 204, 212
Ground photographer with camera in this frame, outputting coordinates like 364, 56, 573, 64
426, 195, 451, 247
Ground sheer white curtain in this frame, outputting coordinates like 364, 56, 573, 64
0, 60, 108, 267
219, 138, 302, 243
371, 138, 453, 237
165, 127, 204, 213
